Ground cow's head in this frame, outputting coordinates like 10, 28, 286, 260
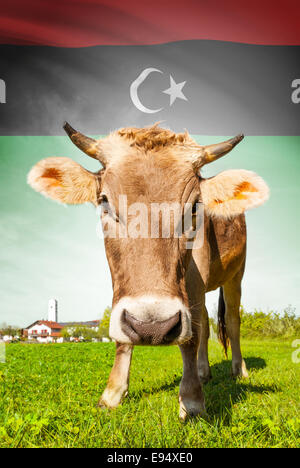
28, 123, 269, 345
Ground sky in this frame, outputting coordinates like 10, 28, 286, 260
0, 134, 299, 327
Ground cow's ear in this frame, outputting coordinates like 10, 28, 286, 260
200, 169, 269, 218
27, 157, 100, 205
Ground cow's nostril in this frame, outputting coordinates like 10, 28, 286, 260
121, 309, 141, 344
163, 311, 182, 343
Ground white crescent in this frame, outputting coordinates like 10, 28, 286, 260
130, 68, 163, 114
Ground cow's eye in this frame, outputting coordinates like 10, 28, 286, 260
99, 194, 108, 204
99, 194, 110, 215
99, 194, 119, 221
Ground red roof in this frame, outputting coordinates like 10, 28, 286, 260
25, 320, 63, 330
38, 321, 63, 329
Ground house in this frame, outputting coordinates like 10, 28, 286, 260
23, 320, 63, 343
21, 300, 103, 343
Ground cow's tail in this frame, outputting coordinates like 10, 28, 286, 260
217, 287, 229, 358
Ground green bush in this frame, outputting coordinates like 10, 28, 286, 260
240, 305, 300, 338
209, 305, 300, 339
98, 307, 112, 339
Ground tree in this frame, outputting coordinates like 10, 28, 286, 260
81, 327, 98, 342
70, 326, 98, 342
61, 328, 71, 341
0, 323, 21, 339
98, 307, 112, 339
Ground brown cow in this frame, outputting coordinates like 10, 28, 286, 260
28, 123, 269, 419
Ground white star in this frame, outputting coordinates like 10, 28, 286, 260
162, 75, 188, 106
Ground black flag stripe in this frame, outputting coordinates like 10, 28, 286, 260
0, 41, 299, 135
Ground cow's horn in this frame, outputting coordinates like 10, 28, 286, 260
63, 122, 107, 166
194, 134, 244, 168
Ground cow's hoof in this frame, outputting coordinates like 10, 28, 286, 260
97, 399, 112, 409
179, 397, 206, 421
97, 388, 128, 409
231, 359, 249, 379
97, 396, 119, 409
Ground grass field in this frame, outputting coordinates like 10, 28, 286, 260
0, 339, 299, 448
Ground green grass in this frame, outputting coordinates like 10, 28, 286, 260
0, 339, 299, 448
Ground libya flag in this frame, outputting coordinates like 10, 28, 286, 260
0, 0, 299, 325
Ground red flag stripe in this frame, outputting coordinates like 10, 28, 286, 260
0, 0, 300, 47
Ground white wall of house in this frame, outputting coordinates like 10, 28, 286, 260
26, 324, 64, 343
28, 324, 52, 338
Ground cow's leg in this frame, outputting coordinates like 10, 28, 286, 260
197, 305, 212, 383
179, 332, 206, 420
98, 343, 133, 408
223, 271, 249, 378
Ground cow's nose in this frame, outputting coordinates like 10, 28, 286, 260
121, 310, 182, 345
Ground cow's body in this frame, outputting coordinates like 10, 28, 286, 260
101, 213, 247, 417
28, 123, 268, 419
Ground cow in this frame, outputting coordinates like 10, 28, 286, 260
28, 123, 269, 419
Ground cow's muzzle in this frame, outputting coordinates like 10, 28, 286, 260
121, 310, 181, 345
109, 296, 192, 345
